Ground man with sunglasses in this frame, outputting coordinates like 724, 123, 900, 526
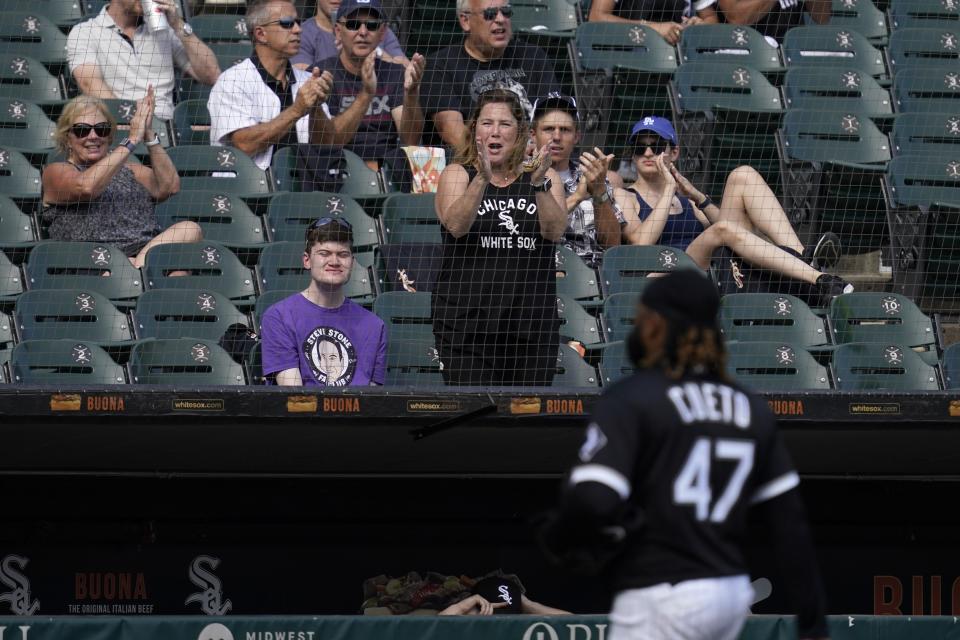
291, 0, 408, 71
261, 217, 387, 387
68, 0, 220, 121
309, 0, 427, 182
208, 0, 334, 171
420, 0, 559, 147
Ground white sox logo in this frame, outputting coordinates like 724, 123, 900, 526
836, 31, 853, 48
942, 32, 958, 50
191, 343, 211, 363
944, 0, 958, 11
947, 161, 960, 179
9, 57, 28, 76
75, 292, 95, 312
732, 28, 749, 45
773, 296, 792, 316
91, 246, 111, 266
841, 114, 860, 133
628, 26, 645, 44
117, 102, 136, 121
212, 195, 231, 213
944, 72, 960, 90
884, 346, 903, 365
732, 67, 750, 86
185, 555, 232, 615
340, 94, 391, 116
197, 293, 216, 312
201, 246, 221, 265
498, 211, 520, 235
775, 345, 795, 365
7, 101, 25, 120
658, 249, 679, 269
948, 117, 960, 135
880, 296, 901, 315
325, 196, 345, 214
217, 149, 236, 168
0, 555, 40, 615
841, 71, 861, 89
72, 344, 92, 363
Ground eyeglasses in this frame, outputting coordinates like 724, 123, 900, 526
261, 16, 301, 29
307, 217, 353, 232
340, 18, 383, 31
70, 122, 112, 139
633, 138, 670, 156
463, 4, 513, 20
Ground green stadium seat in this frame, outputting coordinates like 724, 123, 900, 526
380, 193, 441, 244
385, 336, 444, 386
831, 341, 940, 390
133, 288, 249, 341
669, 62, 785, 198
253, 288, 296, 333
269, 145, 300, 192
886, 27, 960, 76
155, 190, 266, 250
601, 246, 701, 297
600, 291, 637, 343
171, 99, 212, 146
342, 148, 387, 199
266, 191, 379, 263
828, 292, 939, 360
940, 343, 960, 389
0, 99, 54, 154
177, 42, 251, 102
777, 109, 891, 252
269, 147, 387, 202
255, 241, 376, 304
720, 293, 829, 347
165, 145, 270, 197
14, 288, 134, 344
25, 241, 143, 304
598, 340, 633, 386
512, 0, 579, 35
0, 147, 42, 204
245, 340, 262, 384
557, 294, 601, 346
678, 24, 784, 74
0, 248, 24, 302
11, 338, 126, 384
142, 241, 256, 305
891, 112, 960, 157
555, 245, 601, 306
373, 290, 433, 343
782, 26, 888, 81
0, 0, 86, 28
726, 341, 832, 390
893, 66, 960, 114
808, 0, 889, 45
403, 1, 460, 54
0, 194, 37, 250
0, 308, 13, 346
0, 54, 63, 103
553, 343, 599, 387
783, 67, 893, 120
0, 345, 8, 382
100, 98, 171, 154
128, 337, 246, 384
889, 0, 959, 30
0, 12, 68, 72
190, 14, 250, 42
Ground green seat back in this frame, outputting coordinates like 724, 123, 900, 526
341, 148, 384, 197
811, 0, 888, 44
254, 288, 296, 333
15, 288, 133, 343
554, 343, 599, 387
25, 241, 143, 302
557, 294, 601, 346
671, 62, 783, 114
155, 190, 266, 248
893, 66, 960, 114
269, 145, 300, 192
940, 342, 960, 388
165, 145, 270, 197
256, 241, 375, 303
720, 293, 828, 347
678, 24, 784, 73
783, 67, 893, 117
829, 292, 937, 348
891, 112, 960, 157
385, 336, 444, 386
889, 0, 960, 29
12, 338, 126, 384
726, 341, 831, 391
266, 191, 379, 250
0, 54, 62, 103
555, 244, 601, 304
0, 309, 11, 346
885, 153, 960, 208
171, 99, 212, 146
0, 99, 54, 152
887, 27, 960, 75
576, 22, 678, 73
190, 14, 251, 42
780, 109, 891, 165
177, 43, 251, 102
600, 291, 638, 343
142, 241, 256, 303
782, 25, 887, 79
599, 340, 633, 386
832, 341, 940, 390
0, 12, 68, 69
0, 146, 41, 200
0, 0, 85, 28
0, 248, 24, 300
246, 340, 262, 384
0, 193, 36, 248
601, 247, 701, 297
101, 98, 171, 152
373, 290, 433, 343
128, 338, 246, 385
134, 288, 250, 341
380, 193, 441, 244
512, 0, 579, 33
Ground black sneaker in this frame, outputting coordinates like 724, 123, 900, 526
816, 274, 854, 306
807, 232, 841, 271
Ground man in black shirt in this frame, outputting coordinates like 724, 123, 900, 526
589, 0, 720, 45
543, 269, 830, 640
420, 0, 559, 146
718, 0, 830, 43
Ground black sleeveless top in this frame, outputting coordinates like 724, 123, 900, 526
433, 165, 558, 335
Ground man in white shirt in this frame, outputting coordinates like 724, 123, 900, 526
208, 0, 333, 171
68, 0, 221, 120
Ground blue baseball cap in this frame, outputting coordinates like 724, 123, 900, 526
630, 116, 677, 145
335, 0, 384, 20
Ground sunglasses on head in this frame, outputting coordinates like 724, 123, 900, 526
262, 16, 301, 28
633, 137, 671, 156
340, 18, 383, 31
70, 122, 112, 139
307, 216, 353, 232
467, 4, 513, 20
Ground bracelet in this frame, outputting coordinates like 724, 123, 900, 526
697, 195, 715, 209
592, 190, 610, 205
144, 133, 161, 147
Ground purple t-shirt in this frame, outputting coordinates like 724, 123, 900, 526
290, 18, 406, 68
261, 293, 387, 386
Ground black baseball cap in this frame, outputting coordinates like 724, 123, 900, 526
531, 92, 579, 124
640, 269, 720, 328
473, 576, 523, 613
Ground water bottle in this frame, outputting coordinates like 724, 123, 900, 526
141, 0, 169, 32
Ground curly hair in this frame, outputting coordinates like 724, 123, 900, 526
453, 89, 531, 176
631, 321, 730, 382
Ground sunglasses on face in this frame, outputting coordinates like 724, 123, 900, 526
633, 138, 670, 156
467, 4, 513, 20
262, 16, 301, 28
340, 18, 383, 31
70, 122, 112, 139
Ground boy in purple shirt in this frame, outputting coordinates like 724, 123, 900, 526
261, 218, 386, 386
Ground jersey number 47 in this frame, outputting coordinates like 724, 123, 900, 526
673, 437, 755, 523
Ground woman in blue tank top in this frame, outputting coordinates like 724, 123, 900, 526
617, 116, 853, 300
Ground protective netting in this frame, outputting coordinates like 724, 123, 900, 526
0, 0, 957, 388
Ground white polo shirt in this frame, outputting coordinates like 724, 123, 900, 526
208, 57, 314, 171
67, 6, 189, 120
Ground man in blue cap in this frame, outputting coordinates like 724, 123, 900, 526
616, 116, 852, 304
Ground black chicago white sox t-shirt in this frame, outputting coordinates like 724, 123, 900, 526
573, 369, 798, 590
315, 56, 406, 161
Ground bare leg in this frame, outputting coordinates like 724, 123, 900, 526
685, 220, 821, 284
716, 166, 803, 254
132, 221, 203, 269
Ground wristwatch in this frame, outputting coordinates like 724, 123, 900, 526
532, 177, 553, 193
592, 190, 611, 205
118, 137, 137, 153
180, 22, 193, 37
144, 133, 162, 147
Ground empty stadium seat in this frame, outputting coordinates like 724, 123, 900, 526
783, 67, 894, 119
190, 14, 251, 42
128, 338, 246, 385
171, 99, 212, 146
0, 248, 24, 302
11, 338, 126, 384
600, 291, 637, 343
831, 341, 940, 390
154, 190, 266, 250
828, 292, 939, 360
0, 308, 13, 347
373, 290, 433, 343
0, 54, 62, 103
25, 241, 143, 304
811, 0, 889, 45
783, 26, 888, 81
598, 340, 633, 386
889, 0, 959, 30
555, 245, 601, 306
553, 343, 599, 387
0, 194, 36, 250
720, 292, 829, 347
557, 294, 601, 346
385, 336, 444, 386
678, 24, 784, 74
14, 288, 134, 345
165, 146, 270, 197
0, 12, 68, 71
133, 288, 250, 341
380, 193, 441, 244
726, 341, 832, 390
886, 27, 960, 75
0, 0, 86, 28
142, 241, 256, 305
511, 0, 579, 35
266, 191, 379, 262
256, 241, 376, 304
0, 147, 42, 204
601, 246, 700, 297
893, 66, 960, 114
177, 42, 251, 102
0, 99, 55, 153
891, 112, 960, 157
268, 146, 300, 192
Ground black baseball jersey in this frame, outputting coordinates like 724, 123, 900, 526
571, 368, 798, 592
